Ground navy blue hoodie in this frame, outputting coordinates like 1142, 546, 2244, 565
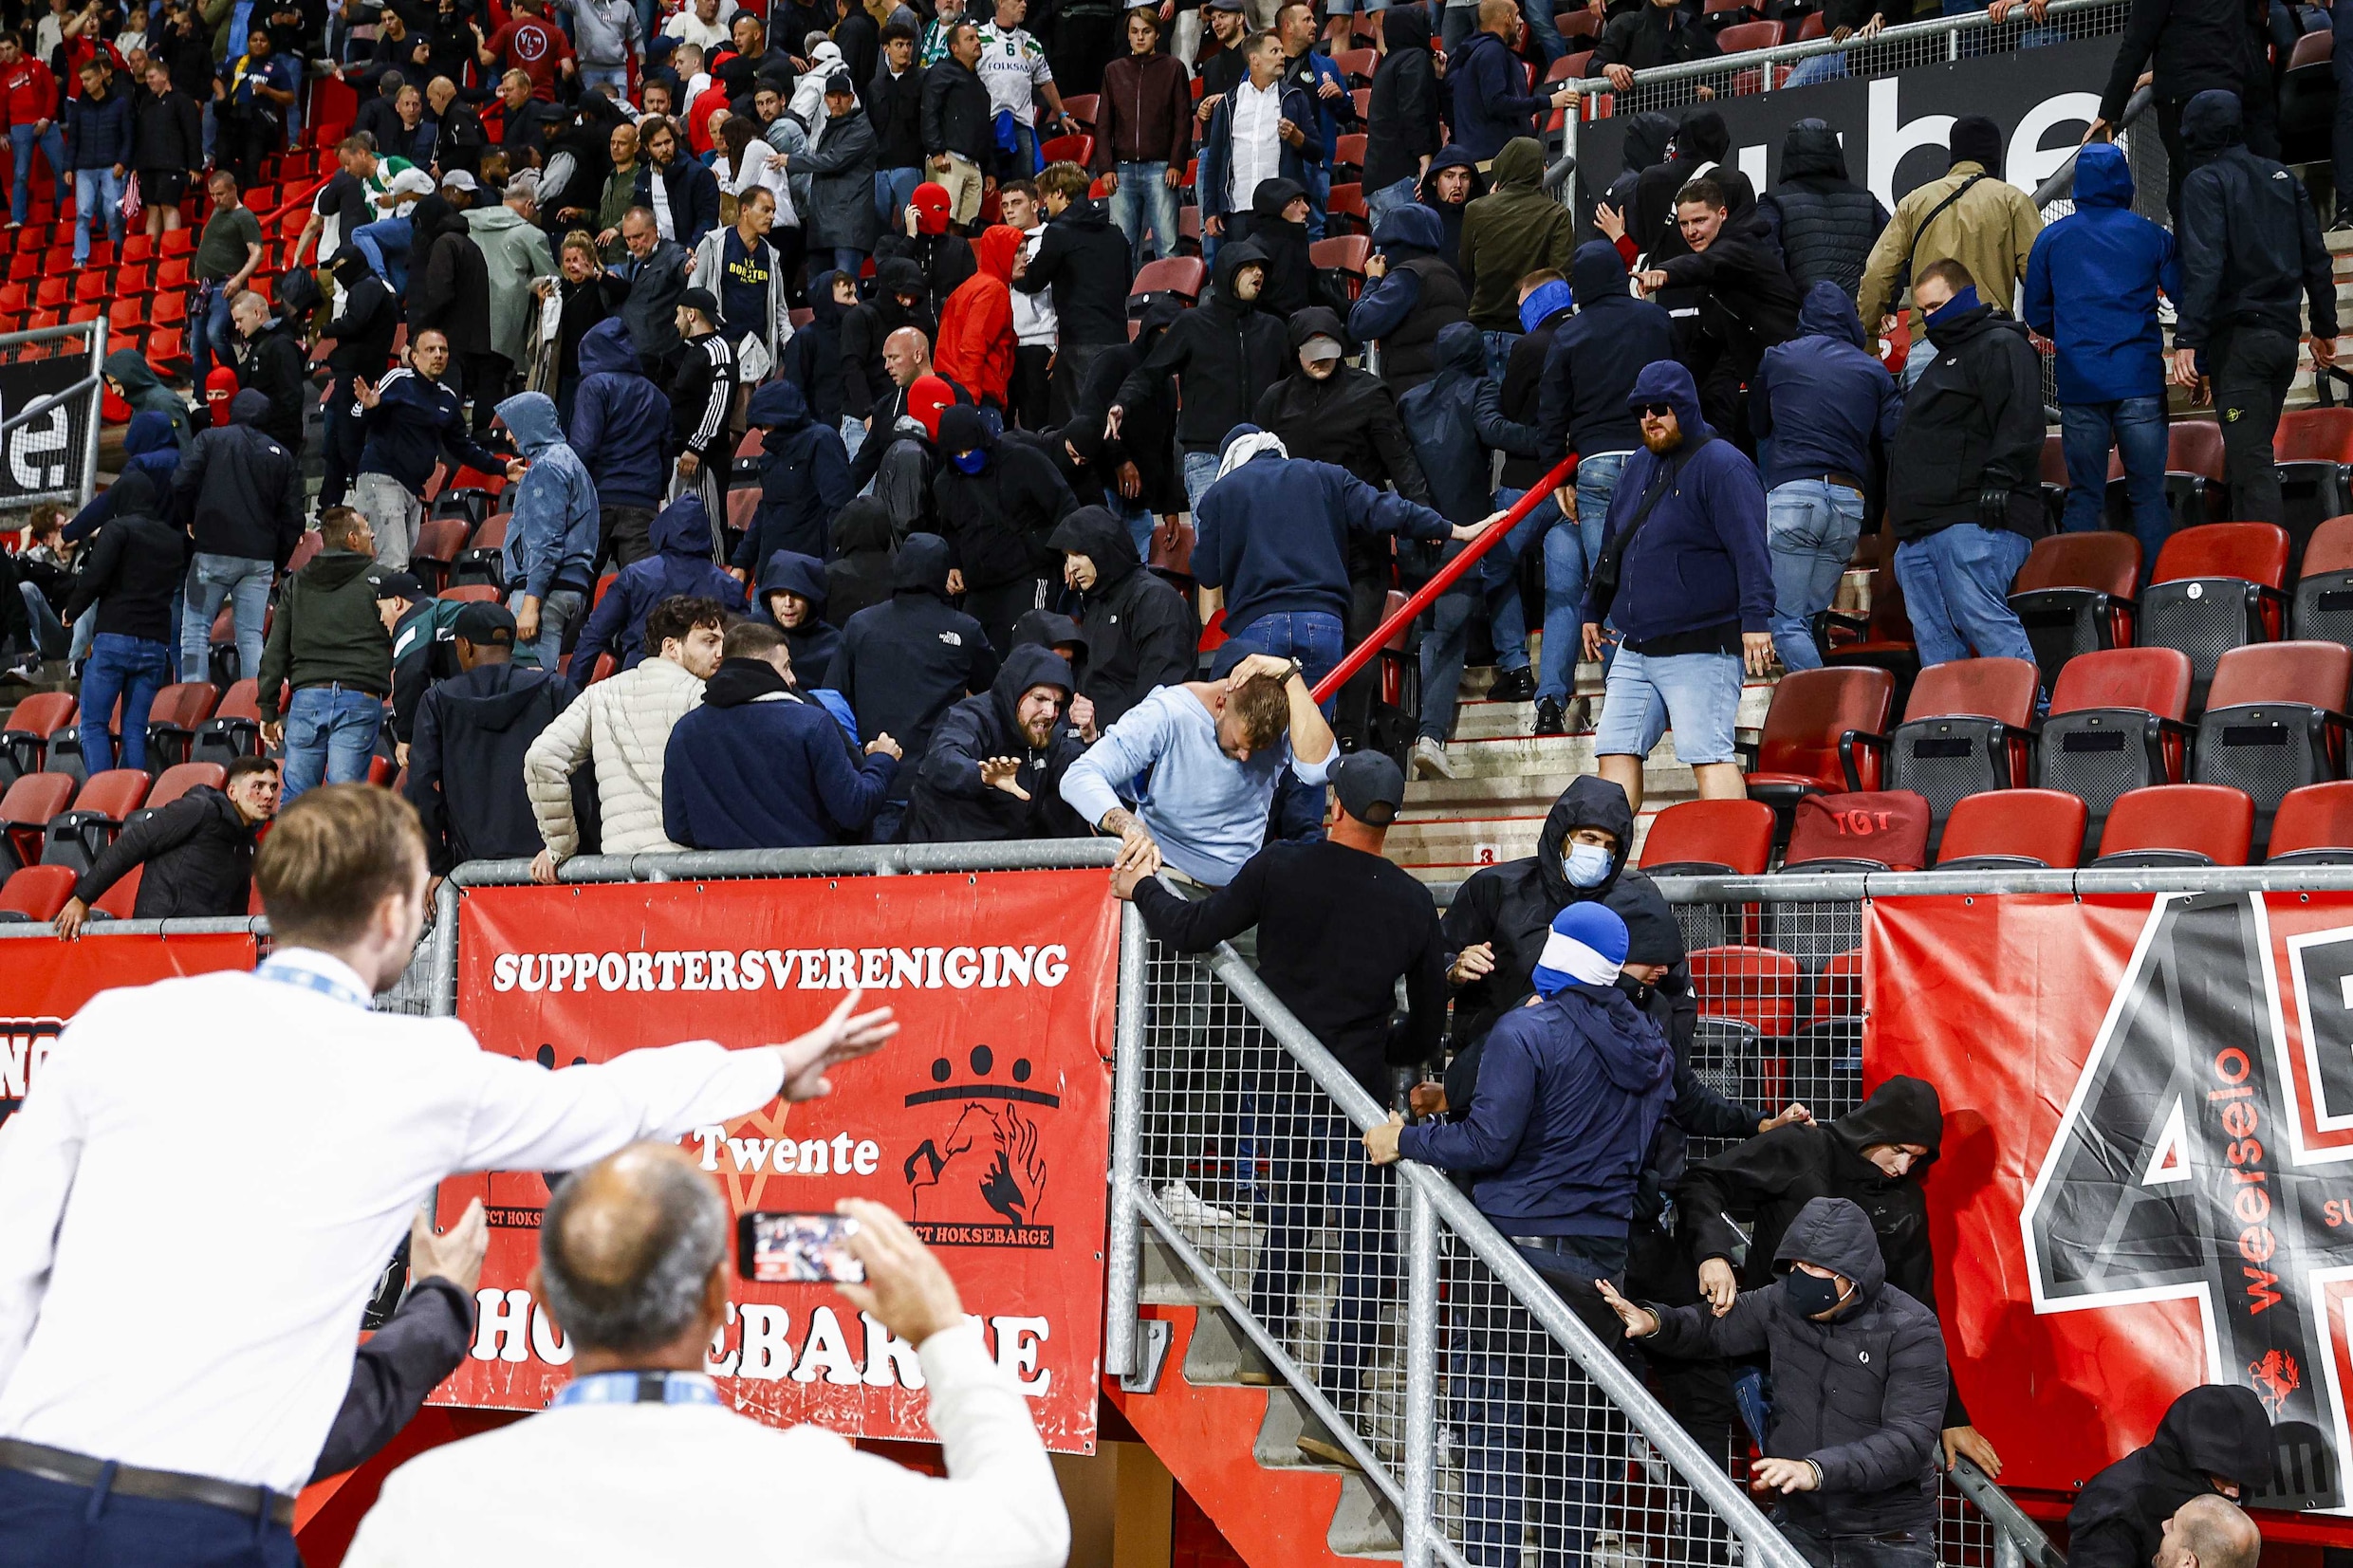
1538, 242, 1677, 462
1448, 29, 1552, 164
1750, 282, 1904, 493
1582, 360, 1773, 652
1401, 322, 1544, 526
2021, 141, 2181, 404
569, 319, 671, 510
1398, 974, 1674, 1239
662, 655, 897, 849
757, 548, 842, 684
570, 495, 750, 671
733, 379, 853, 569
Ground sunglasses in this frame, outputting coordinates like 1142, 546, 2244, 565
1637, 402, 1676, 419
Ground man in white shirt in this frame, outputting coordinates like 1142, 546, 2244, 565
973, 0, 1065, 180
342, 1146, 1072, 1568
1216, 33, 1294, 238
0, 783, 897, 1568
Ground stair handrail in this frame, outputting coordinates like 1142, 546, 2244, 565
1115, 904, 1817, 1568
1308, 456, 1578, 709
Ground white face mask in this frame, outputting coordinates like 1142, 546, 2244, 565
1564, 841, 1612, 889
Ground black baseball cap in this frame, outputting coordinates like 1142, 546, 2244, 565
1331, 751, 1405, 827
678, 286, 720, 319
452, 600, 519, 646
372, 570, 429, 604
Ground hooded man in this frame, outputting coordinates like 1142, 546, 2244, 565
404, 600, 576, 875
1601, 1198, 1951, 1567
932, 401, 1078, 655
571, 319, 673, 569
1603, 110, 1677, 220
1760, 119, 1890, 301
102, 349, 194, 449
2067, 1387, 2276, 1568
320, 249, 403, 509
791, 268, 860, 441
1069, 294, 1186, 522
1583, 360, 1773, 814
1369, 898, 1673, 1566
496, 391, 601, 670
1883, 258, 2048, 673
1857, 115, 2043, 358
2173, 87, 2338, 528
825, 496, 899, 627
1230, 176, 1331, 321
1590, 0, 1719, 85
1348, 201, 1472, 394
935, 223, 1021, 411
63, 467, 186, 778
2023, 141, 2181, 573
1110, 240, 1291, 514
841, 255, 936, 417
1677, 1076, 1999, 1478
1014, 162, 1132, 402
756, 549, 842, 684
571, 494, 750, 673
1048, 506, 1193, 729
1362, 6, 1442, 230
408, 195, 496, 390
229, 289, 309, 454
1750, 282, 1904, 673
733, 380, 854, 570
1460, 138, 1578, 338
171, 387, 305, 684
663, 618, 902, 849
1634, 175, 1802, 441
1417, 146, 1487, 275
901, 641, 1091, 841
826, 533, 1002, 842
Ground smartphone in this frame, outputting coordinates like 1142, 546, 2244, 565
737, 1211, 865, 1284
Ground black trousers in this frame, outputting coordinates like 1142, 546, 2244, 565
1334, 568, 1389, 749
1011, 343, 1056, 430
598, 503, 658, 571
962, 574, 1050, 657
0, 1467, 300, 1568
2211, 323, 2299, 525
459, 350, 513, 437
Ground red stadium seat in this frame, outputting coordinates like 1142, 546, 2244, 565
0, 864, 76, 921
1714, 18, 1784, 50
142, 682, 220, 769
2275, 406, 2353, 557
2270, 781, 2353, 863
1821, 558, 1919, 701
1332, 46, 1376, 83
2094, 784, 2253, 867
2294, 514, 2353, 649
1061, 92, 1097, 129
1936, 789, 2087, 870
285, 529, 324, 575
1129, 255, 1205, 314
90, 863, 142, 920
1691, 945, 1802, 1037
32, 276, 65, 310
2135, 419, 2227, 531
1331, 132, 1366, 175
2034, 647, 2194, 852
1556, 7, 1603, 36
140, 761, 228, 815
1742, 667, 1894, 808
1039, 133, 1092, 167
2008, 529, 2140, 689
191, 681, 264, 769
2191, 640, 2353, 849
437, 584, 500, 603
454, 512, 510, 588
1, 692, 79, 781
156, 254, 192, 291
2140, 522, 2290, 709
0, 772, 76, 872
726, 486, 760, 539
43, 768, 151, 873
410, 517, 472, 591
1881, 657, 2040, 845
1325, 181, 1368, 234
1639, 799, 1775, 876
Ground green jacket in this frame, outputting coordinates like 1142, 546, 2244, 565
255, 550, 393, 721
1457, 138, 1578, 332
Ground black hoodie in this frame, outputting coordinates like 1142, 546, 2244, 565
1678, 1075, 1971, 1432
757, 549, 842, 683
409, 195, 492, 352
1014, 194, 1133, 348
1440, 775, 1640, 1045
790, 268, 853, 424
1252, 306, 1433, 525
1884, 297, 2047, 544
1073, 295, 1186, 513
840, 257, 936, 415
931, 403, 1078, 595
874, 230, 976, 325
1417, 146, 1488, 274
901, 643, 1090, 843
1762, 119, 1891, 301
1047, 507, 1195, 729
1362, 7, 1440, 195
64, 470, 188, 647
2176, 88, 2337, 353
824, 534, 1002, 806
1630, 112, 1757, 275
1228, 177, 1333, 321
1602, 110, 1676, 217
2067, 1387, 2275, 1568
405, 661, 573, 875
1114, 241, 1291, 454
824, 497, 897, 629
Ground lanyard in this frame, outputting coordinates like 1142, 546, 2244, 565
254, 958, 372, 1011
551, 1372, 723, 1408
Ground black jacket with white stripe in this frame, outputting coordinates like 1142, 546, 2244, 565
671, 330, 736, 463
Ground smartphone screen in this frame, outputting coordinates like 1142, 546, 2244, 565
736, 1211, 866, 1283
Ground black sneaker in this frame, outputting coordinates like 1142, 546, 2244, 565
1533, 696, 1566, 736
1489, 667, 1536, 703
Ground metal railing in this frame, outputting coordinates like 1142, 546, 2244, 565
0, 319, 109, 508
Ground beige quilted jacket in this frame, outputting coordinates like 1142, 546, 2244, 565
524, 655, 706, 859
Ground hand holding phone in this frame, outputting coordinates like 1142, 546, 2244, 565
738, 1211, 866, 1283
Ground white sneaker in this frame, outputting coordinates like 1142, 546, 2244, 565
1158, 1179, 1237, 1226
1410, 736, 1454, 780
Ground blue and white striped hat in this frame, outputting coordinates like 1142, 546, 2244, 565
1529, 903, 1630, 996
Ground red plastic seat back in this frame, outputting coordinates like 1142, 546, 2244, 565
213, 680, 262, 725
1901, 657, 2039, 726
2152, 522, 2291, 589
2205, 641, 2353, 710
146, 682, 219, 731
0, 864, 75, 919
2166, 420, 2228, 480
1690, 946, 1802, 1036
412, 517, 472, 563
0, 772, 75, 824
2037, 434, 2068, 489
2275, 406, 2353, 466
1130, 257, 1205, 304
472, 512, 512, 552
71, 769, 150, 819
1639, 800, 1775, 874
1751, 668, 1894, 787
1813, 948, 1863, 1021
1714, 18, 1783, 49
3, 692, 77, 738
146, 762, 228, 809
92, 863, 141, 919
2099, 784, 2254, 865
2048, 647, 2192, 719
2271, 782, 2353, 858
437, 585, 500, 603
2010, 531, 2140, 600
1937, 788, 2086, 868
2305, 516, 2353, 578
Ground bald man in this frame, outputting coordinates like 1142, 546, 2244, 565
345, 1145, 1069, 1565
846, 326, 975, 496
2156, 1496, 2261, 1568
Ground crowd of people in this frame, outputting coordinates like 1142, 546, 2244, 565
0, 0, 2332, 1558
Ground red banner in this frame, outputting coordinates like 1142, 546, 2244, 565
437, 871, 1119, 1452
0, 932, 260, 1127
1870, 893, 2353, 1517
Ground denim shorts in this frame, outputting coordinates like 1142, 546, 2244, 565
1593, 647, 1744, 766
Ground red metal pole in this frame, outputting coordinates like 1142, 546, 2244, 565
1307, 455, 1579, 708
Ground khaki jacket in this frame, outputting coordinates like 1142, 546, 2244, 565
1856, 160, 2044, 346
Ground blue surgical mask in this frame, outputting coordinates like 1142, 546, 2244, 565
1564, 842, 1612, 889
1784, 1269, 1849, 1319
950, 449, 986, 474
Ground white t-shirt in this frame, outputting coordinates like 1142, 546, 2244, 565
973, 21, 1052, 128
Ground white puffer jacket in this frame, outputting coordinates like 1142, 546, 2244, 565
525, 656, 706, 858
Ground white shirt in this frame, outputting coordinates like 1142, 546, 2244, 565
650, 163, 676, 240
973, 22, 1053, 127
0, 949, 788, 1493
1228, 78, 1283, 213
661, 7, 732, 49
1011, 223, 1055, 346
342, 1323, 1071, 1568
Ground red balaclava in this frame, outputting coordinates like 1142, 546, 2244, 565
908, 374, 954, 442
909, 181, 953, 237
205, 366, 238, 427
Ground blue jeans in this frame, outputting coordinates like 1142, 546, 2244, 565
1364, 175, 1418, 230
1891, 524, 2037, 670
508, 585, 586, 672
70, 166, 123, 262
1594, 647, 1744, 766
14, 582, 64, 657
1538, 451, 1627, 701
994, 119, 1040, 181
192, 285, 236, 388
79, 631, 173, 773
841, 414, 866, 466
1765, 478, 1865, 673
1231, 608, 1344, 713
8, 122, 63, 226
1784, 50, 1847, 86
1304, 157, 1330, 242
874, 165, 923, 231
1243, 1096, 1393, 1399
579, 62, 631, 95
1418, 497, 1548, 743
181, 551, 274, 683
281, 684, 384, 801
1109, 160, 1181, 269
1182, 448, 1222, 516
353, 215, 413, 293
2062, 395, 2170, 580
1481, 329, 1519, 384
